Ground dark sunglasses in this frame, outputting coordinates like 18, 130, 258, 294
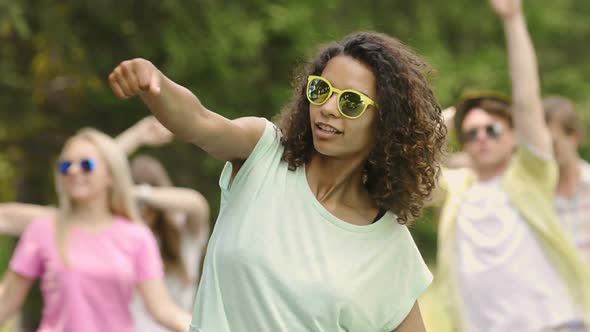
57, 159, 97, 175
462, 123, 505, 143
306, 75, 378, 119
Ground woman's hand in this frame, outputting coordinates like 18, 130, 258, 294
109, 58, 161, 99
116, 116, 173, 155
138, 116, 174, 147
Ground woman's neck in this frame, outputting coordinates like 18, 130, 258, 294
69, 196, 113, 225
306, 153, 370, 206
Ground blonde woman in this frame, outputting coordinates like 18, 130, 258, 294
0, 128, 191, 332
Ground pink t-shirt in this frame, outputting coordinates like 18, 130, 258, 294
10, 217, 164, 332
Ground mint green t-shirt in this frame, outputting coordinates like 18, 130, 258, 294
190, 119, 432, 332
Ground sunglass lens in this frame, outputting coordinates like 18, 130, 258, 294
487, 123, 504, 138
339, 92, 365, 118
58, 161, 72, 175
81, 159, 96, 173
463, 129, 479, 143
307, 78, 331, 104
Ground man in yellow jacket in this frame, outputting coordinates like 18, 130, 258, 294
434, 0, 590, 331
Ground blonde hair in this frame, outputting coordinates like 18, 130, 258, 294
55, 128, 141, 262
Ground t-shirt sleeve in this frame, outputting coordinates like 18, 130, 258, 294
381, 227, 433, 331
9, 218, 49, 279
134, 224, 164, 283
219, 118, 281, 193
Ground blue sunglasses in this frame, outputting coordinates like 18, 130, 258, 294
57, 159, 97, 175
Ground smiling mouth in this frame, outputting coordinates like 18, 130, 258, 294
316, 123, 342, 134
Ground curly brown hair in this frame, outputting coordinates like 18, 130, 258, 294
276, 31, 446, 225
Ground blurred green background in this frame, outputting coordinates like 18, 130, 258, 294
1, 0, 590, 265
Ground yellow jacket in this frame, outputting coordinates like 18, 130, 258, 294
436, 146, 590, 330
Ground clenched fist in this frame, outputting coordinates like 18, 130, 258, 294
108, 58, 161, 99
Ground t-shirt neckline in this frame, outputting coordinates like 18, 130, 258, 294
69, 216, 124, 236
296, 165, 391, 233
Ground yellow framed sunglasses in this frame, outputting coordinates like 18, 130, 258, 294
306, 75, 378, 119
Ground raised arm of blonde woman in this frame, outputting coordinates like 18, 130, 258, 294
116, 116, 174, 156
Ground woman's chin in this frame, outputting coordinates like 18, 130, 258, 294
312, 141, 339, 157
66, 190, 98, 205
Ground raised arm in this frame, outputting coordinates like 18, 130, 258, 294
0, 271, 35, 324
116, 116, 174, 156
108, 59, 265, 163
135, 185, 210, 241
491, 0, 550, 154
0, 203, 55, 236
